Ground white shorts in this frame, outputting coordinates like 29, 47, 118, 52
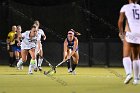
125, 32, 140, 44
21, 42, 36, 50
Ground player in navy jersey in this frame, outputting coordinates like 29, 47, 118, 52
13, 25, 22, 63
63, 30, 79, 75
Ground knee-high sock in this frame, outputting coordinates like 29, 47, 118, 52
34, 59, 37, 68
29, 59, 35, 72
67, 59, 71, 69
38, 58, 43, 67
28, 64, 33, 73
9, 56, 15, 66
133, 60, 139, 80
15, 56, 20, 63
138, 60, 140, 78
9, 57, 13, 65
123, 57, 132, 75
72, 63, 77, 71
17, 58, 23, 67
12, 56, 16, 65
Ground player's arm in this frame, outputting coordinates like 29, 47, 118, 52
118, 12, 125, 41
15, 32, 21, 46
41, 30, 46, 40
6, 33, 10, 50
17, 30, 22, 40
63, 39, 68, 61
6, 33, 11, 44
42, 34, 46, 40
68, 37, 78, 59
37, 40, 41, 54
17, 32, 25, 46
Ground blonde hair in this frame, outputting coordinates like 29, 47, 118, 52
34, 20, 40, 27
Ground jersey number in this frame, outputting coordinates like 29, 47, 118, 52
132, 9, 140, 20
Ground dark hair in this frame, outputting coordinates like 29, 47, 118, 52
131, 0, 139, 3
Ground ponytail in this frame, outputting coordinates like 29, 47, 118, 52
70, 29, 81, 36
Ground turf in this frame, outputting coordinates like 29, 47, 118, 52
0, 66, 139, 93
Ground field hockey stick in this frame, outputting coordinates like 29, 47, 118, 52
55, 60, 66, 68
37, 53, 53, 68
53, 59, 70, 72
42, 57, 54, 68
44, 59, 68, 75
44, 68, 55, 75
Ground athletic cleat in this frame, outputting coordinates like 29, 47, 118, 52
72, 71, 76, 75
68, 68, 72, 73
38, 66, 42, 71
17, 65, 23, 70
124, 74, 132, 84
17, 61, 23, 70
10, 64, 15, 67
28, 72, 33, 75
133, 79, 139, 85
34, 67, 38, 72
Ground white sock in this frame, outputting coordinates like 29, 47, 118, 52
137, 60, 140, 79
34, 59, 37, 68
38, 58, 43, 67
17, 58, 23, 67
28, 64, 33, 73
133, 60, 139, 80
28, 60, 35, 73
123, 57, 132, 75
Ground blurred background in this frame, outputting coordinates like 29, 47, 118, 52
0, 0, 129, 67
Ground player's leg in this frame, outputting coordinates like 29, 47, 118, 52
71, 51, 79, 75
15, 47, 21, 63
131, 44, 140, 84
9, 45, 15, 67
28, 48, 36, 74
15, 49, 20, 64
123, 39, 133, 84
17, 49, 28, 70
138, 47, 140, 80
34, 45, 39, 71
66, 49, 72, 73
38, 44, 43, 71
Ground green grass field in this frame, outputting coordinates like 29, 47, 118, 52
0, 66, 139, 93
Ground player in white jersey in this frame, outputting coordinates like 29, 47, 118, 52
118, 2, 133, 84
119, 20, 133, 84
34, 20, 46, 71
17, 25, 41, 74
118, 0, 140, 84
